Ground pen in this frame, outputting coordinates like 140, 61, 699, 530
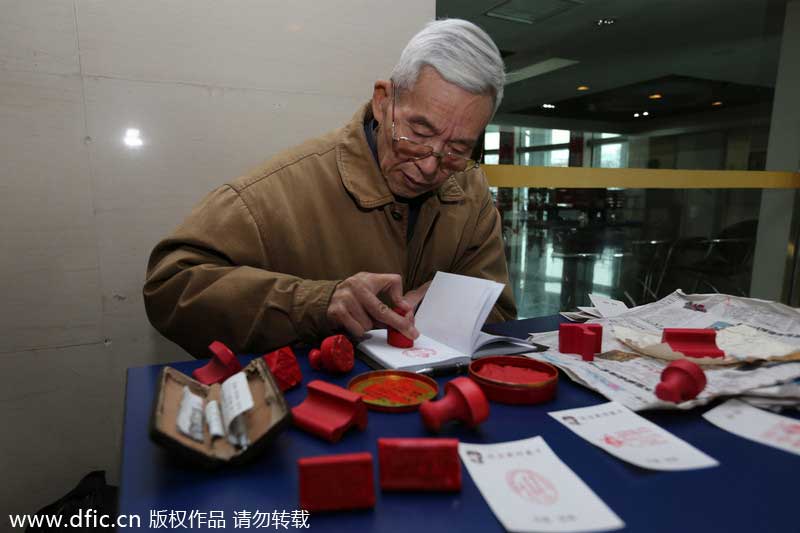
415, 362, 469, 378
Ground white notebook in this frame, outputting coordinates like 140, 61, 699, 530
357, 272, 540, 373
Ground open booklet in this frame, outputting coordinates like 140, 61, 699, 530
357, 272, 543, 373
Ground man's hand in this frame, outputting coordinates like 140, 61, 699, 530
403, 281, 431, 312
327, 272, 419, 339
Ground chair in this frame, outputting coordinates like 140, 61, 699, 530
626, 239, 672, 303
656, 220, 758, 296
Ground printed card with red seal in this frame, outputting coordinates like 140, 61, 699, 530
703, 399, 800, 457
459, 437, 623, 533
550, 401, 718, 471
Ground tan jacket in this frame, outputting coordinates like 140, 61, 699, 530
144, 104, 517, 357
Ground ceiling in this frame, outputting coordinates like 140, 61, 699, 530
516, 74, 775, 121
436, 0, 788, 129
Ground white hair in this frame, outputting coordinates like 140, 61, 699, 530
390, 19, 505, 113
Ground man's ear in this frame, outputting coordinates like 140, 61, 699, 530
371, 80, 391, 124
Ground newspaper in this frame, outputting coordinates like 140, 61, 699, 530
524, 291, 800, 411
738, 382, 800, 412
560, 294, 630, 322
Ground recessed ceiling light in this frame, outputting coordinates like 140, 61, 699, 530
542, 103, 556, 109
634, 113, 640, 118
712, 101, 723, 106
649, 93, 662, 100
577, 85, 589, 91
596, 18, 617, 26
643, 111, 649, 116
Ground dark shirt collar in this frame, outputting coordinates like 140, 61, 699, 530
364, 117, 380, 166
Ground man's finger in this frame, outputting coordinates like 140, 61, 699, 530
393, 298, 413, 315
355, 286, 418, 339
370, 273, 412, 314
343, 294, 374, 333
338, 312, 367, 338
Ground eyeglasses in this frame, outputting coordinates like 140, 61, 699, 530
390, 85, 479, 174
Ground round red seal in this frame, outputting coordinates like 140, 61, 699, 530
402, 348, 437, 359
505, 469, 558, 505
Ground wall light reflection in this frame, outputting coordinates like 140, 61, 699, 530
124, 128, 143, 148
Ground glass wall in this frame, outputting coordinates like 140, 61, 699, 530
495, 185, 760, 318
437, 0, 799, 315
483, 125, 765, 317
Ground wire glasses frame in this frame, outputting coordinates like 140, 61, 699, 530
390, 85, 479, 174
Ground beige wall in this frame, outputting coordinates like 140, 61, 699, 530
0, 0, 433, 518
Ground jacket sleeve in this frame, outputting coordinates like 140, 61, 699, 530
451, 186, 518, 323
143, 185, 338, 357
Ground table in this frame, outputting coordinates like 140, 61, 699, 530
120, 316, 799, 531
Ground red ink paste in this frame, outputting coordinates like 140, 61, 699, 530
477, 363, 551, 384
362, 379, 428, 405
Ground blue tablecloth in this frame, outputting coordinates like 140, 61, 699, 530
120, 316, 798, 531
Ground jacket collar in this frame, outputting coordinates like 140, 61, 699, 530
337, 103, 465, 209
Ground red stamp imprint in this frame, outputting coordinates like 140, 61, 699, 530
762, 422, 800, 449
402, 348, 437, 359
602, 427, 668, 448
506, 469, 558, 505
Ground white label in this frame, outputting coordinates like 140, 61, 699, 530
227, 416, 250, 448
205, 400, 225, 438
550, 401, 719, 471
220, 372, 254, 431
220, 372, 254, 448
459, 436, 624, 533
703, 399, 800, 456
176, 386, 204, 442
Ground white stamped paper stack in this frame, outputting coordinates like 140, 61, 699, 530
459, 436, 624, 533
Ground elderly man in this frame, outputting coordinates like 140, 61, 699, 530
144, 19, 517, 357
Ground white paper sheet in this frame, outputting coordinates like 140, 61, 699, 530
415, 271, 504, 355
588, 294, 629, 318
176, 386, 204, 442
550, 402, 718, 470
459, 437, 624, 533
703, 399, 800, 456
714, 324, 799, 360
220, 372, 254, 431
204, 400, 225, 438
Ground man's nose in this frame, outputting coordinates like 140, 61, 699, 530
415, 152, 442, 177
416, 138, 447, 178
